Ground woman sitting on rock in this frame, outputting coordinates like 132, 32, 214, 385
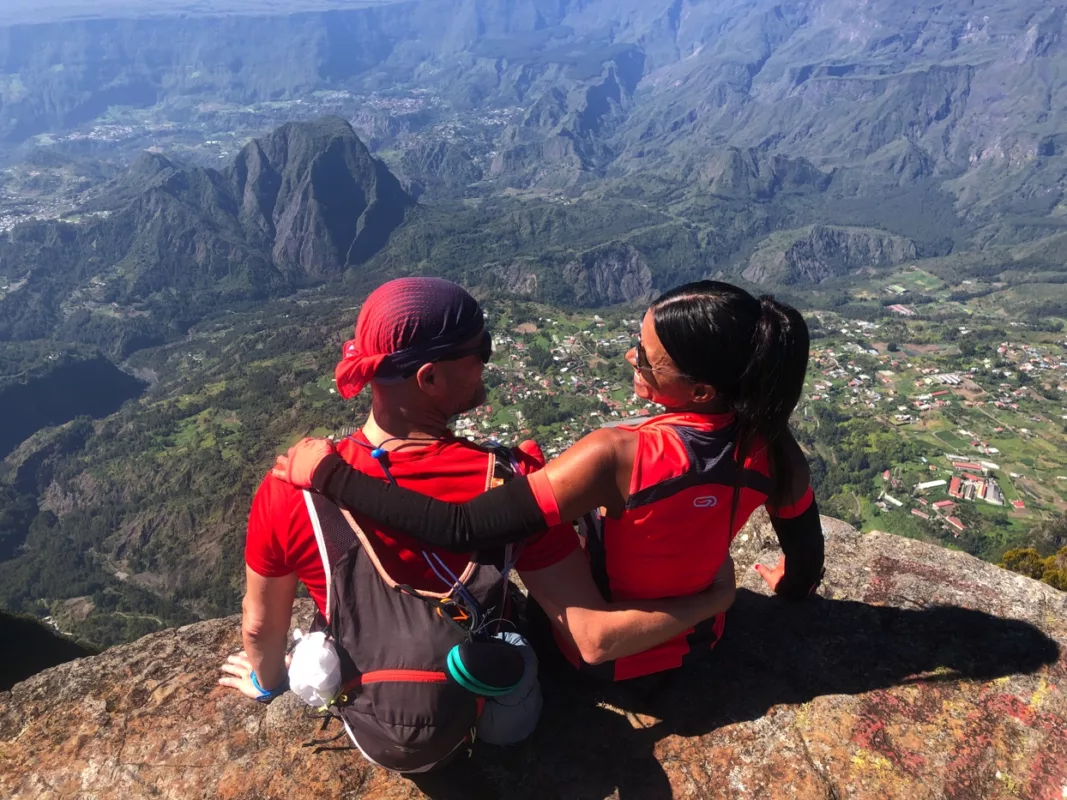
274, 280, 824, 681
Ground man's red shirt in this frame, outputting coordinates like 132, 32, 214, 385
246, 433, 577, 615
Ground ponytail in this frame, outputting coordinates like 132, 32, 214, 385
650, 282, 810, 531
734, 296, 810, 492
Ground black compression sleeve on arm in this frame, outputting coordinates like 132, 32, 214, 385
768, 498, 825, 600
310, 453, 551, 552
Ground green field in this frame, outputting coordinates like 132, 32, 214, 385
898, 268, 944, 294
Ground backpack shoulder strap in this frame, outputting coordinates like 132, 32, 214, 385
303, 490, 358, 624
481, 444, 520, 573
303, 443, 519, 618
483, 441, 520, 484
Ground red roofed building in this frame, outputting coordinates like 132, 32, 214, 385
946, 516, 966, 532
933, 500, 955, 509
911, 509, 930, 520
952, 462, 984, 472
948, 477, 963, 499
1012, 500, 1026, 510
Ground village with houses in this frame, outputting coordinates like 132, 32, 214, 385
455, 303, 653, 458
447, 272, 1067, 561
796, 265, 1067, 556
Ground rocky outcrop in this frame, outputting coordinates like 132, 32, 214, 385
2, 514, 1064, 799
492, 259, 541, 296
229, 117, 414, 275
489, 136, 585, 188
398, 140, 484, 198
562, 242, 655, 306
744, 225, 919, 285
700, 148, 832, 201
490, 58, 640, 188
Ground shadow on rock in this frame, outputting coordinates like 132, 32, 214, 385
0, 612, 94, 691
409, 589, 1061, 800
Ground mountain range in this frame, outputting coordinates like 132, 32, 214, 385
0, 0, 1065, 251
0, 117, 413, 354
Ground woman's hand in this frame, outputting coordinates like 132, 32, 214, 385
272, 437, 337, 489
754, 554, 786, 593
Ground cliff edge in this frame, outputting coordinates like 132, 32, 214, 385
2, 515, 1066, 799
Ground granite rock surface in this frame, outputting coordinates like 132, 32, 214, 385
2, 514, 1065, 799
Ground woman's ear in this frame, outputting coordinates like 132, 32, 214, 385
690, 382, 717, 405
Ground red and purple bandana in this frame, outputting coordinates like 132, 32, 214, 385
335, 278, 485, 399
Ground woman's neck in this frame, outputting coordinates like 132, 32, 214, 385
666, 398, 733, 416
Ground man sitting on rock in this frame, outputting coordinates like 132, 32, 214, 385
218, 277, 736, 773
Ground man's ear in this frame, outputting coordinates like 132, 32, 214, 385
415, 362, 438, 392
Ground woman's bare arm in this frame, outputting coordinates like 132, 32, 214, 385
521, 550, 735, 665
281, 428, 631, 552
538, 427, 630, 521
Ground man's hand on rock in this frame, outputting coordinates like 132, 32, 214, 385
272, 437, 337, 489
219, 651, 290, 701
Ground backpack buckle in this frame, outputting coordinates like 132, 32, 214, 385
436, 604, 470, 624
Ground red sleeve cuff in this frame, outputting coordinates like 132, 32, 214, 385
767, 486, 815, 520
515, 439, 547, 468
245, 556, 293, 578
527, 470, 562, 527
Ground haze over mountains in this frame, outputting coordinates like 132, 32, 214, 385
0, 0, 1063, 220
0, 1, 1062, 282
0, 1, 390, 24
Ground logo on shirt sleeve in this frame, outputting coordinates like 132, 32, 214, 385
693, 495, 719, 508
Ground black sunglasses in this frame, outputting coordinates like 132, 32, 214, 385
439, 330, 493, 365
632, 334, 689, 379
635, 334, 652, 372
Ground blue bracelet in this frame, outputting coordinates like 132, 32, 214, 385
250, 670, 288, 704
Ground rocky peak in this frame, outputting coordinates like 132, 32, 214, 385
4, 116, 416, 323
2, 515, 1065, 799
700, 148, 831, 200
227, 117, 415, 276
744, 225, 919, 285
562, 241, 655, 306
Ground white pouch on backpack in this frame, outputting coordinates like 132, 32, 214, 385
288, 629, 342, 708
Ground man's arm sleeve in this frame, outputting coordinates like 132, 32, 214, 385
245, 475, 294, 578
767, 488, 825, 600
311, 454, 556, 552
